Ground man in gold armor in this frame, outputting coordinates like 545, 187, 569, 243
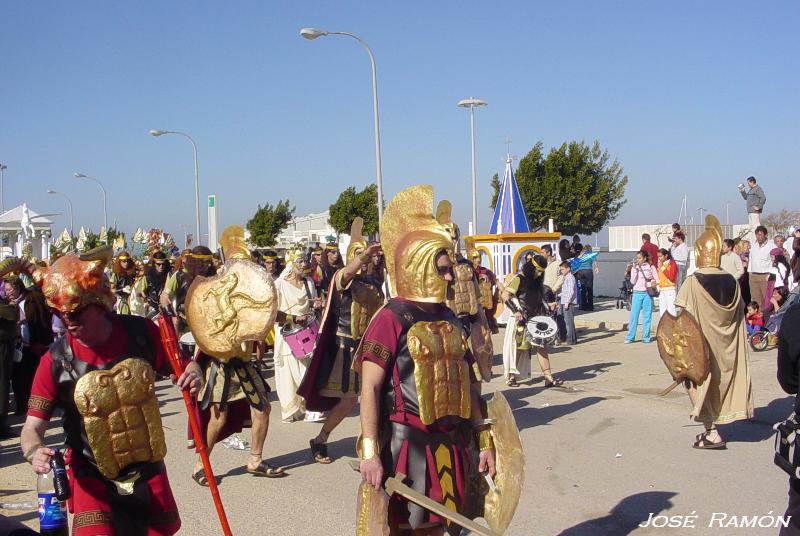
672, 215, 753, 449
0, 247, 202, 535
298, 217, 383, 464
355, 185, 496, 533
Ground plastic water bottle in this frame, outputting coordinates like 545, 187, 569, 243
38, 468, 68, 536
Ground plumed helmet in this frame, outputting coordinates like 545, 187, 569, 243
694, 215, 723, 269
346, 217, 368, 264
381, 185, 454, 303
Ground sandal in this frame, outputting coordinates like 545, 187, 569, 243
192, 468, 210, 487
310, 439, 333, 464
246, 461, 287, 477
544, 377, 564, 388
692, 434, 726, 450
506, 379, 519, 387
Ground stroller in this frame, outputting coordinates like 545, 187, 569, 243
749, 286, 799, 351
616, 263, 634, 310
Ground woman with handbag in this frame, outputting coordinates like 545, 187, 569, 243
273, 251, 323, 423
625, 250, 657, 344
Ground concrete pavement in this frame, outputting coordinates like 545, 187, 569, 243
0, 319, 791, 535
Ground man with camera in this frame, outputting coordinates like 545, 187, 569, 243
738, 176, 766, 233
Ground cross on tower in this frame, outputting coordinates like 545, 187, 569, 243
503, 138, 517, 163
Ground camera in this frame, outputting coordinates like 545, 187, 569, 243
737, 183, 745, 190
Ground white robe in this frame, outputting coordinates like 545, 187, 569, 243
273, 275, 317, 420
502, 316, 531, 380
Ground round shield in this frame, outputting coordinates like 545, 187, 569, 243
186, 258, 277, 361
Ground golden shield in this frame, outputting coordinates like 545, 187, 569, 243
656, 310, 710, 385
482, 391, 524, 534
186, 258, 277, 361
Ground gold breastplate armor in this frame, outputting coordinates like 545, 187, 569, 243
350, 279, 383, 340
447, 264, 478, 316
406, 320, 471, 425
477, 275, 493, 310
73, 358, 167, 479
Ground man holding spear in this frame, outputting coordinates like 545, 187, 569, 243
1, 247, 206, 536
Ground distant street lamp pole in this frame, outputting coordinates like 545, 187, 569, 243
149, 129, 201, 245
0, 163, 7, 214
300, 27, 384, 220
73, 172, 108, 230
457, 97, 487, 234
697, 207, 707, 222
47, 189, 74, 238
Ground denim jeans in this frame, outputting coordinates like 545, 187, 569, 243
626, 291, 653, 342
561, 304, 577, 344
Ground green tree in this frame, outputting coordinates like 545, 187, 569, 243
490, 140, 627, 235
246, 200, 295, 247
328, 184, 379, 237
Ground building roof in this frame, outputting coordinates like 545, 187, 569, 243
0, 204, 54, 230
489, 159, 530, 234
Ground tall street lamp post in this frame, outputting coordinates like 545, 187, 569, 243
73, 172, 108, 230
457, 97, 488, 234
47, 189, 74, 239
149, 129, 201, 245
0, 163, 7, 214
300, 27, 384, 220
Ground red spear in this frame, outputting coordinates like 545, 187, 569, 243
157, 312, 233, 536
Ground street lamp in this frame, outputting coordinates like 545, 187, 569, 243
457, 97, 488, 234
0, 163, 7, 214
47, 189, 74, 238
300, 27, 384, 221
149, 129, 201, 245
73, 172, 108, 230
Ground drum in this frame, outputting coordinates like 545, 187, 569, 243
525, 315, 558, 347
281, 319, 319, 359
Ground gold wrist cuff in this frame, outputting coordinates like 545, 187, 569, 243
358, 437, 379, 460
477, 430, 494, 451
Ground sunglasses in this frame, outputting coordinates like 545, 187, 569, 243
54, 305, 89, 324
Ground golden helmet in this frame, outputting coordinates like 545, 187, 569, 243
694, 215, 723, 269
381, 185, 453, 303
0, 246, 114, 313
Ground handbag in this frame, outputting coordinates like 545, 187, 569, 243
774, 412, 800, 478
637, 266, 659, 298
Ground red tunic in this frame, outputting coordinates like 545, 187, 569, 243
28, 315, 180, 536
357, 299, 473, 528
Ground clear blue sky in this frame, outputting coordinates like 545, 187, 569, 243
1, 1, 798, 244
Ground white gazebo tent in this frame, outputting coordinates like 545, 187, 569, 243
0, 204, 55, 260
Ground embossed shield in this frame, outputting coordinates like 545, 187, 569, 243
186, 258, 277, 361
656, 310, 710, 385
482, 391, 524, 534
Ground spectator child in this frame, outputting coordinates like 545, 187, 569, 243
745, 301, 764, 336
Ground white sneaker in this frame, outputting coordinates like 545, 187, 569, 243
304, 411, 326, 423
222, 434, 250, 450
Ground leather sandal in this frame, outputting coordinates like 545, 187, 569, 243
692, 433, 726, 450
544, 377, 564, 388
246, 461, 287, 477
192, 468, 210, 487
310, 439, 333, 464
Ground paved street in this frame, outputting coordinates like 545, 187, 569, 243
0, 313, 791, 535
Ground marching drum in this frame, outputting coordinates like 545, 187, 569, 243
525, 315, 558, 347
281, 319, 319, 359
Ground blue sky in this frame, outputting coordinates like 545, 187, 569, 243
1, 1, 798, 244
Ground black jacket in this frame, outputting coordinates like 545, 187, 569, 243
777, 303, 800, 414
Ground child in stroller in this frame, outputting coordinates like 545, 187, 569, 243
750, 287, 796, 351
616, 262, 634, 310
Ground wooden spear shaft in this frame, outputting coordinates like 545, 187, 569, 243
157, 313, 233, 536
